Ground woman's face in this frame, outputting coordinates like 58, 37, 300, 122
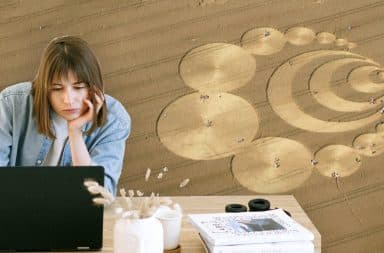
48, 71, 90, 121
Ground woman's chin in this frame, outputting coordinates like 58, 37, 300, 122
58, 113, 80, 121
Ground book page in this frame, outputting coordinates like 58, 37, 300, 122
188, 209, 314, 246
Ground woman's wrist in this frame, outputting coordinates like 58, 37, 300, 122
68, 126, 83, 138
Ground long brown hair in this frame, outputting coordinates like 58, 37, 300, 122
32, 36, 107, 139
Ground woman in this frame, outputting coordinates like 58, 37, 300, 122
0, 36, 131, 195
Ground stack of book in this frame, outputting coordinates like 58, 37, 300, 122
188, 208, 314, 253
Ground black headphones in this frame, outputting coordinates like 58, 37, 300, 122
225, 198, 291, 217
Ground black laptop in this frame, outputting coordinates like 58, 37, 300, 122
0, 166, 104, 251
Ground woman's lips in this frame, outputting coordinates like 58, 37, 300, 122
62, 109, 80, 114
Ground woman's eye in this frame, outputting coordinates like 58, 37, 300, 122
74, 83, 88, 89
74, 85, 87, 89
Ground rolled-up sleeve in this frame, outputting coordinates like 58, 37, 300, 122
89, 111, 131, 195
0, 94, 12, 166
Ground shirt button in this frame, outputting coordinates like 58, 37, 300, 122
37, 160, 42, 165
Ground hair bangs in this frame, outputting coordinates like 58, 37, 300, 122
49, 53, 80, 84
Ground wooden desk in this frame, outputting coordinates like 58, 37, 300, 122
103, 195, 321, 253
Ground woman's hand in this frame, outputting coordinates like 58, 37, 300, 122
67, 93, 104, 166
67, 93, 104, 133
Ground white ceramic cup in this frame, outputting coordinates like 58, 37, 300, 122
155, 209, 182, 250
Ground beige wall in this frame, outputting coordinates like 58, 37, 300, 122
1, 0, 384, 252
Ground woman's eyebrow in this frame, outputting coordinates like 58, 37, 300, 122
73, 81, 85, 85
51, 80, 85, 86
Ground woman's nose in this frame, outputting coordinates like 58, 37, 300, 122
63, 88, 74, 104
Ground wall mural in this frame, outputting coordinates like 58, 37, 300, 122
156, 26, 384, 195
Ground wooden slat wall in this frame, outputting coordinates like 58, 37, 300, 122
1, 1, 384, 252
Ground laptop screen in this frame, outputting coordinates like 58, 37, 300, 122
0, 166, 104, 251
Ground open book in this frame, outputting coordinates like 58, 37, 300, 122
188, 208, 314, 246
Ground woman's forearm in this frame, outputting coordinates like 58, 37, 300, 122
68, 128, 91, 166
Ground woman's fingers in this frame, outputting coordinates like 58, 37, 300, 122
67, 99, 94, 132
83, 99, 94, 120
84, 98, 94, 110
94, 93, 104, 113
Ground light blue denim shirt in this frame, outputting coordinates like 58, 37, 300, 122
0, 82, 131, 195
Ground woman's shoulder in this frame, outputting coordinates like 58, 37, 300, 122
0, 82, 32, 98
104, 94, 131, 127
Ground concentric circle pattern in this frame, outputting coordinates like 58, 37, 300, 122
316, 32, 336, 44
241, 27, 287, 55
348, 65, 384, 93
335, 38, 348, 46
310, 57, 380, 112
353, 133, 384, 157
315, 145, 362, 177
232, 137, 313, 193
179, 43, 256, 93
267, 50, 383, 133
158, 25, 384, 192
157, 92, 259, 160
285, 27, 316, 46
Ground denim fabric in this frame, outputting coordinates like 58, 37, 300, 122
0, 82, 131, 195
